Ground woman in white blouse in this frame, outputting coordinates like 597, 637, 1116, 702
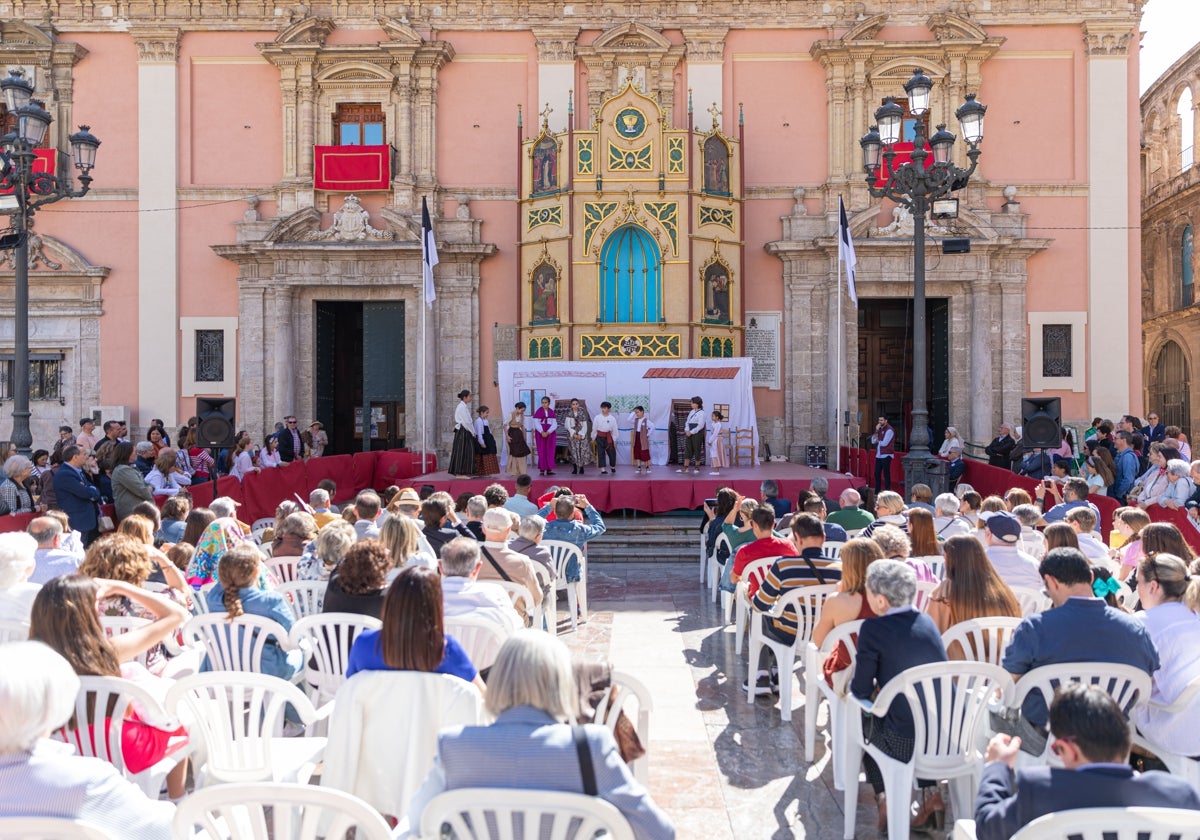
938, 426, 966, 459
258, 435, 282, 469
145, 449, 191, 498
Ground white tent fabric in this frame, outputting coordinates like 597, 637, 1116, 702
496, 358, 758, 467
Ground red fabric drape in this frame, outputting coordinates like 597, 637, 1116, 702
313, 145, 391, 191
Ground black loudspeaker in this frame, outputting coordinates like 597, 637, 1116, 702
1021, 397, 1062, 449
195, 397, 237, 448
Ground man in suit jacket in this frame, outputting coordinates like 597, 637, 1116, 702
51, 444, 101, 546
975, 684, 1200, 839
276, 415, 304, 462
984, 422, 1016, 468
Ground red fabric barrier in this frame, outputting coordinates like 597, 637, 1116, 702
351, 453, 377, 496
241, 462, 307, 523
371, 451, 429, 489
962, 460, 1120, 538
0, 512, 37, 533
306, 455, 357, 504
839, 447, 906, 488
1147, 506, 1200, 553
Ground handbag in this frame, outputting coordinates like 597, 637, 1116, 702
98, 514, 115, 532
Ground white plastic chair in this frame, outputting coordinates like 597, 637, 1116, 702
594, 669, 653, 785
173, 781, 393, 840
444, 613, 511, 672
97, 615, 154, 666
266, 555, 302, 584
418, 788, 636, 840
912, 579, 939, 613
708, 532, 731, 604
533, 563, 556, 635
182, 612, 295, 674
733, 556, 779, 655
543, 540, 587, 631
59, 675, 193, 797
0, 818, 116, 839
699, 519, 710, 584
190, 582, 218, 615
165, 671, 329, 786
0, 618, 29, 643
250, 517, 275, 533
979, 806, 1200, 839
322, 670, 485, 821
288, 612, 381, 706
916, 555, 945, 581
275, 579, 326, 619
941, 616, 1023, 666
1131, 675, 1200, 795
820, 540, 846, 560
802, 619, 865, 790
842, 661, 1015, 840
1009, 662, 1152, 763
494, 579, 550, 634
746, 583, 838, 721
1010, 585, 1051, 617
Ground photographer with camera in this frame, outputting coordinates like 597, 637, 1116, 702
539, 492, 606, 590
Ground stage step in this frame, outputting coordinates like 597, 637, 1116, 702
585, 513, 702, 563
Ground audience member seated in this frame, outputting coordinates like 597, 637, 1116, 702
959, 490, 983, 527
811, 538, 884, 688
851, 560, 950, 832
1034, 477, 1092, 525
270, 511, 317, 571
0, 642, 176, 838
308, 488, 341, 530
1065, 507, 1111, 568
27, 516, 81, 584
157, 495, 190, 545
379, 515, 437, 577
1009, 505, 1046, 558
1003, 488, 1032, 511
508, 515, 556, 583
946, 448, 966, 486
145, 450, 190, 499
204, 545, 302, 683
540, 493, 607, 584
1041, 523, 1080, 559
926, 535, 1022, 659
351, 490, 385, 542
458, 495, 485, 541
408, 631, 675, 839
187, 514, 258, 587
720, 497, 760, 559
298, 519, 356, 582
939, 427, 966, 460
1156, 459, 1195, 509
974, 685, 1200, 839
477, 509, 543, 623
438, 537, 521, 634
810, 476, 840, 512
503, 474, 540, 517
745, 514, 842, 696
730, 504, 799, 599
1111, 507, 1151, 581
872, 523, 936, 583
179, 507, 216, 551
800, 496, 847, 542
979, 511, 1042, 590
760, 479, 791, 518
1081, 440, 1116, 496
322, 540, 390, 620
421, 497, 474, 557
933, 492, 973, 540
906, 508, 942, 559
345, 566, 486, 694
826, 488, 874, 532
861, 491, 907, 538
907, 483, 935, 514
30, 573, 190, 799
1130, 552, 1200, 756
0, 532, 39, 622
997, 547, 1160, 756
0, 455, 36, 516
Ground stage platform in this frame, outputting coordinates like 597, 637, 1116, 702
408, 461, 859, 515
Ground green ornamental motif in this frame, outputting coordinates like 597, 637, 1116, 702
577, 138, 594, 175
527, 205, 563, 231
644, 201, 678, 255
615, 107, 647, 140
581, 334, 681, 358
608, 142, 653, 171
667, 137, 685, 174
699, 206, 734, 230
583, 202, 618, 254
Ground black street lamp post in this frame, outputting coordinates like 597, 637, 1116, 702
859, 68, 985, 494
0, 69, 100, 457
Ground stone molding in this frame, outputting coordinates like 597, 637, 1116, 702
1081, 21, 1135, 56
131, 27, 182, 63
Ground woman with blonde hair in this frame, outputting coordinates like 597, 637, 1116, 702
298, 518, 355, 581
1111, 507, 1152, 577
811, 538, 885, 686
861, 491, 906, 538
925, 535, 1021, 658
380, 514, 436, 577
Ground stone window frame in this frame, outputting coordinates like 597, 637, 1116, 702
181, 317, 238, 398
1027, 311, 1086, 393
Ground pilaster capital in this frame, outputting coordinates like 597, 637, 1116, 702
533, 27, 580, 63
131, 27, 181, 64
1082, 21, 1135, 57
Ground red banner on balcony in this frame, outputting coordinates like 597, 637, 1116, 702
314, 145, 391, 191
874, 142, 932, 188
0, 148, 57, 194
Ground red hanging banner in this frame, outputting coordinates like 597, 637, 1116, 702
313, 145, 391, 192
0, 149, 57, 194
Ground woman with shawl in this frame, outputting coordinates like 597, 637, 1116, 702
564, 398, 592, 476
185, 518, 271, 589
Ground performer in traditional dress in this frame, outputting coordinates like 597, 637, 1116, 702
564, 398, 592, 476
631, 405, 651, 474
474, 405, 500, 476
678, 396, 706, 474
505, 402, 530, 476
532, 396, 559, 477
449, 389, 478, 478
707, 410, 729, 476
592, 401, 619, 475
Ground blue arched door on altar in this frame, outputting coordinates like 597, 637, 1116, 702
599, 224, 662, 323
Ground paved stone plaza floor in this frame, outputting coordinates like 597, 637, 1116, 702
563, 562, 955, 840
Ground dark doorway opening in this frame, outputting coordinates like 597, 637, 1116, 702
857, 298, 949, 452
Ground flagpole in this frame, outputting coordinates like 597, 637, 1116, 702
836, 234, 842, 474
420, 264, 427, 472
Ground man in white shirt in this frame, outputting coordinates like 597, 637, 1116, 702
979, 510, 1042, 590
591, 401, 620, 475
1065, 507, 1114, 569
438, 537, 520, 633
352, 490, 384, 541
27, 517, 80, 585
933, 492, 973, 539
477, 509, 543, 623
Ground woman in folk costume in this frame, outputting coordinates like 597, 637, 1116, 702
449, 389, 479, 478
677, 396, 707, 474
564, 398, 592, 476
630, 405, 652, 474
532, 396, 559, 477
473, 405, 500, 477
505, 402, 530, 476
707, 410, 729, 476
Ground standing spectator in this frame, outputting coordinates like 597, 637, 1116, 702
51, 425, 76, 463
984, 422, 1017, 468
146, 450, 190, 498
110, 441, 154, 521
258, 435, 282, 469
75, 418, 99, 453
0, 455, 36, 515
1142, 412, 1166, 446
228, 435, 259, 482
276, 415, 304, 462
51, 445, 100, 546
183, 428, 216, 480
304, 420, 328, 458
1111, 431, 1141, 500
870, 416, 895, 492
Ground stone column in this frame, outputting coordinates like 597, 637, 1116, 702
969, 279, 995, 440
997, 274, 1029, 429
238, 282, 269, 441
272, 286, 295, 422
133, 27, 181, 430
534, 29, 578, 133
682, 31, 725, 133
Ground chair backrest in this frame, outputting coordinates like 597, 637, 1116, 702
711, 532, 732, 563
1113, 580, 1137, 610
494, 579, 536, 612
266, 555, 302, 584
191, 582, 218, 615
739, 557, 779, 592
1009, 807, 1200, 839
820, 541, 846, 559
1012, 661, 1152, 720
182, 612, 292, 673
419, 788, 636, 840
0, 817, 116, 840
595, 669, 653, 758
250, 517, 276, 533
815, 618, 866, 661
0, 619, 29, 643
940, 616, 1024, 667
173, 781, 393, 840
542, 540, 584, 583
912, 580, 939, 613
444, 614, 510, 671
771, 583, 839, 644
96, 615, 153, 666
322, 670, 485, 820
871, 661, 1015, 774
289, 612, 382, 702
59, 675, 181, 776
914, 555, 945, 581
275, 580, 327, 619
165, 671, 319, 784
1010, 585, 1051, 617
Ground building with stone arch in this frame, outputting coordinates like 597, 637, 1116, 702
1142, 40, 1200, 438
0, 2, 1142, 460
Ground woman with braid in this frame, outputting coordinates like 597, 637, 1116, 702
203, 544, 301, 682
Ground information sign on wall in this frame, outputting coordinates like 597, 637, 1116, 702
745, 311, 781, 390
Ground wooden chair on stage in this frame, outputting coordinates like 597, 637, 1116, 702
731, 428, 755, 466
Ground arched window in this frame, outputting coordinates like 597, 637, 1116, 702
1179, 88, 1194, 172
1183, 225, 1194, 307
1150, 340, 1191, 437
599, 224, 662, 323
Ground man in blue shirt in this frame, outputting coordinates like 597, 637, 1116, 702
1036, 476, 1099, 527
503, 474, 540, 517
1110, 431, 1141, 500
538, 493, 606, 582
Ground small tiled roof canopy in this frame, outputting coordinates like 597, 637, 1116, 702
642, 367, 739, 379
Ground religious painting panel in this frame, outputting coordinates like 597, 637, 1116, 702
530, 260, 561, 325
532, 134, 559, 195
701, 257, 733, 325
702, 135, 731, 196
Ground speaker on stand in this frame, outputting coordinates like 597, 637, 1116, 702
196, 398, 237, 497
1021, 397, 1062, 449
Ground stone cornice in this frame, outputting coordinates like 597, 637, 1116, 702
131, 26, 182, 63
